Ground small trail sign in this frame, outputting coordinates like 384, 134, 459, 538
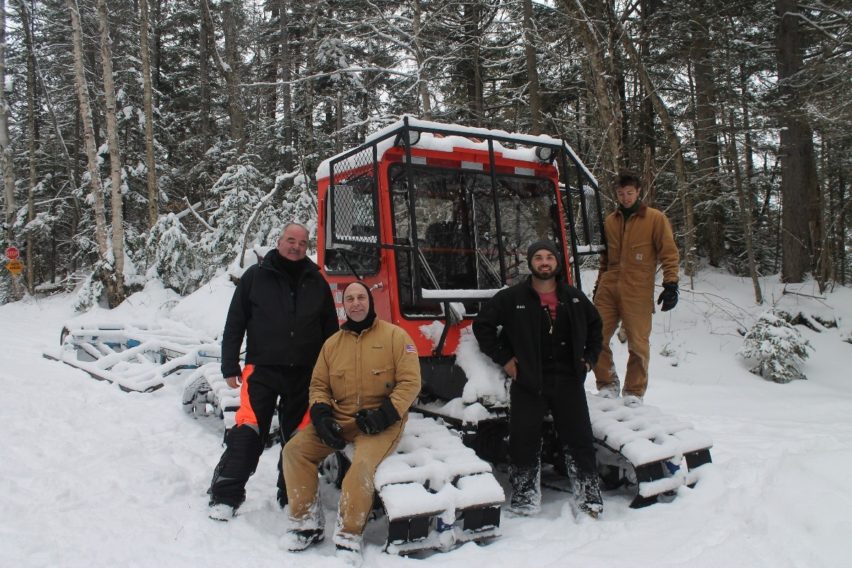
5, 246, 19, 260
6, 260, 23, 275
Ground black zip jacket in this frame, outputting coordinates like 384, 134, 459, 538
472, 277, 603, 393
220, 249, 339, 378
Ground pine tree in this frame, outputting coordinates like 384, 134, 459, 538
739, 311, 812, 383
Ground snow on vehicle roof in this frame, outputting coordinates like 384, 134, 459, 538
315, 116, 597, 185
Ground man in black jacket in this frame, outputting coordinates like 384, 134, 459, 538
473, 240, 604, 518
208, 223, 339, 520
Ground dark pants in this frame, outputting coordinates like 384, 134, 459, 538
208, 364, 311, 508
509, 373, 596, 474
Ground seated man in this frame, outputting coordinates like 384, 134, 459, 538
282, 281, 421, 563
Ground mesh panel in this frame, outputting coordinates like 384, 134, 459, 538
328, 145, 378, 246
324, 144, 380, 275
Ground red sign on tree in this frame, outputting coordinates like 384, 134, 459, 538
5, 246, 19, 260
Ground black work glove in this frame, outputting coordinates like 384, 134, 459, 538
310, 403, 345, 450
355, 398, 401, 435
657, 282, 679, 312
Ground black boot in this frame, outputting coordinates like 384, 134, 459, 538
576, 469, 603, 517
564, 452, 603, 518
208, 425, 264, 510
507, 462, 541, 516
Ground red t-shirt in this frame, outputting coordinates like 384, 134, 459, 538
537, 289, 558, 320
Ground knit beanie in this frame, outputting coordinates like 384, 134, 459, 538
526, 240, 562, 273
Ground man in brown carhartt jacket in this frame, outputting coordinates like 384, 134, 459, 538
282, 281, 421, 561
593, 172, 680, 407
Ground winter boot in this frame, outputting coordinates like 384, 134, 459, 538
208, 501, 238, 522
575, 469, 604, 518
507, 462, 542, 516
284, 487, 326, 551
334, 530, 363, 566
597, 378, 621, 399
282, 529, 324, 552
564, 453, 603, 518
207, 425, 264, 512
623, 394, 643, 408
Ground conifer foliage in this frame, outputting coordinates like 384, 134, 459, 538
739, 311, 813, 383
0, 0, 847, 306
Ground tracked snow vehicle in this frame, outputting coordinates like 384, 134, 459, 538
46, 117, 712, 555
316, 117, 713, 538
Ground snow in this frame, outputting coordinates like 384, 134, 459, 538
316, 117, 597, 184
3, 269, 852, 567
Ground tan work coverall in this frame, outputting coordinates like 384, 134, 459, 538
593, 203, 679, 397
283, 319, 421, 536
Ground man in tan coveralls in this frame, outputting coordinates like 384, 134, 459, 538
593, 171, 680, 408
282, 281, 421, 563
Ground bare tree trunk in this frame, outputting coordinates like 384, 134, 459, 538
96, 0, 125, 302
335, 91, 343, 154
727, 110, 762, 303
412, 0, 431, 118
139, 0, 158, 229
201, 0, 245, 155
17, 0, 37, 294
152, 0, 161, 98
740, 65, 755, 201
838, 167, 847, 285
0, 0, 16, 244
776, 0, 820, 284
619, 23, 696, 282
522, 0, 541, 134
639, 0, 656, 203
265, 3, 279, 120
222, 0, 244, 154
67, 0, 119, 306
199, 2, 210, 152
559, 0, 623, 189
278, 0, 293, 159
463, 1, 484, 125
689, 10, 725, 267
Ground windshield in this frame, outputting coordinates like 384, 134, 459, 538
390, 164, 562, 316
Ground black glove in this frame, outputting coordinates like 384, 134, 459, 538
657, 282, 679, 312
310, 403, 345, 450
355, 398, 401, 435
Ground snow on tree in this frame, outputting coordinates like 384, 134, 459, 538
146, 213, 201, 294
203, 158, 271, 269
739, 310, 812, 383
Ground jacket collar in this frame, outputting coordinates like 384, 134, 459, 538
259, 249, 319, 277
615, 202, 648, 219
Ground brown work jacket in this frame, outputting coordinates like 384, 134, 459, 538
309, 319, 422, 427
597, 203, 679, 306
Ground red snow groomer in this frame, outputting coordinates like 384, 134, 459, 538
316, 118, 712, 552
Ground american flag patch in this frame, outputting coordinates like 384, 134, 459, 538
405, 344, 417, 353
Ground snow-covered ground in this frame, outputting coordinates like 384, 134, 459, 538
2, 269, 851, 567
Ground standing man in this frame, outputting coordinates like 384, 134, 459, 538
282, 281, 421, 564
473, 240, 604, 518
593, 171, 680, 407
208, 223, 339, 520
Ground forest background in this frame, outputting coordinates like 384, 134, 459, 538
0, 0, 848, 306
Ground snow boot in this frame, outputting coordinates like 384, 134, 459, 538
334, 531, 363, 566
597, 378, 621, 399
285, 487, 326, 550
282, 529, 324, 552
623, 394, 643, 408
564, 453, 603, 518
576, 470, 604, 518
507, 463, 542, 516
208, 501, 238, 522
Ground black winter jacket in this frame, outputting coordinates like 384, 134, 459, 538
472, 277, 603, 393
220, 249, 339, 378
